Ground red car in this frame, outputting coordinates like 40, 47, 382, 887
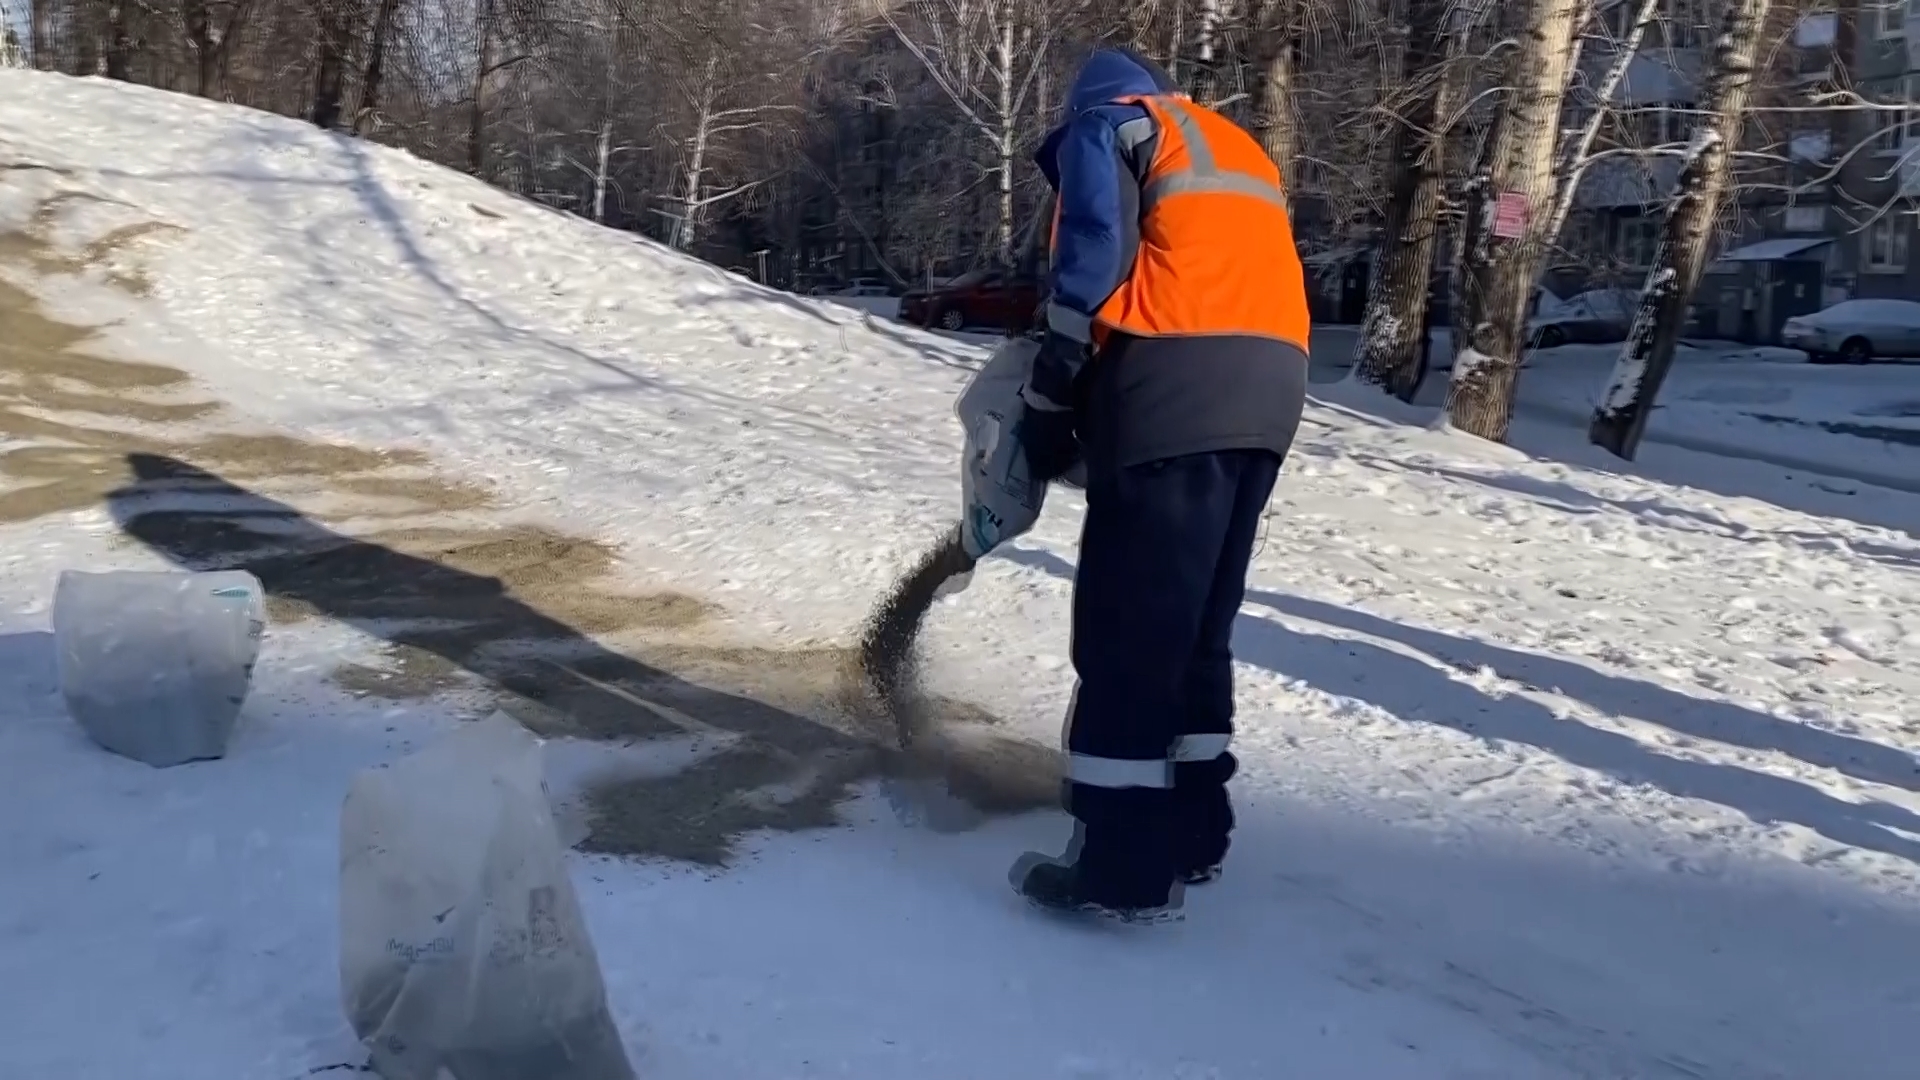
900, 269, 1043, 333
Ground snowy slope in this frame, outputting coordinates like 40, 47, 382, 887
2, 72, 1919, 1080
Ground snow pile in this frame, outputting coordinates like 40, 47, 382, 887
1, 71, 1918, 1080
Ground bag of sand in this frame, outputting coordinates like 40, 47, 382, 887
339, 712, 636, 1080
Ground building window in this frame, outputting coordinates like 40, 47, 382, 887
1603, 0, 1631, 39
1876, 0, 1909, 37
1873, 76, 1920, 153
1619, 216, 1662, 268
1795, 12, 1838, 47
1617, 107, 1685, 147
1783, 204, 1827, 232
1789, 131, 1832, 162
1661, 0, 1701, 47
1636, 108, 1670, 145
1863, 217, 1910, 272
1562, 214, 1596, 255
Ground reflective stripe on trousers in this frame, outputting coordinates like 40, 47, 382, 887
1066, 733, 1233, 790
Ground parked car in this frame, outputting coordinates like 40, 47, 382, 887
1527, 288, 1638, 348
899, 270, 1043, 333
807, 278, 893, 298
1782, 299, 1920, 364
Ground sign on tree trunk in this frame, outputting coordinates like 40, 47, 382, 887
1492, 192, 1529, 240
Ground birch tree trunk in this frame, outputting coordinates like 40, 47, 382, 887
1191, 0, 1221, 104
676, 53, 719, 250
0, 1, 23, 68
884, 0, 1058, 271
590, 15, 619, 224
1443, 0, 1587, 441
1589, 0, 1772, 458
1351, 0, 1472, 400
593, 118, 613, 223
1541, 0, 1660, 247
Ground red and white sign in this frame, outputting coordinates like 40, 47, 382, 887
1491, 191, 1530, 240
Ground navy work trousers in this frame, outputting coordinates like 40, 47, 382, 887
1061, 448, 1280, 904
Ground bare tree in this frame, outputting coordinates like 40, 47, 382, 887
0, 0, 1418, 289
29, 0, 52, 68
1588, 0, 1778, 458
1443, 0, 1589, 441
352, 0, 405, 133
183, 0, 252, 96
1191, 0, 1222, 102
313, 2, 354, 127
649, 0, 828, 250
1351, 0, 1478, 399
883, 0, 1069, 268
1248, 0, 1301, 190
1540, 0, 1659, 250
0, 0, 23, 67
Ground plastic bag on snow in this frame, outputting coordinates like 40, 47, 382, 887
339, 713, 636, 1080
53, 569, 267, 768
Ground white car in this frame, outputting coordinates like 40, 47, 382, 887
1781, 298, 1920, 364
830, 279, 894, 299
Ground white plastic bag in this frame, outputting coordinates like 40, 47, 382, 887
948, 337, 1086, 579
53, 569, 266, 768
339, 713, 636, 1080
953, 336, 1086, 491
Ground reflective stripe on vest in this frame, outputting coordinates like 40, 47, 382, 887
1138, 101, 1290, 215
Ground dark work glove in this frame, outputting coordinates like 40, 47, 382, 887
1017, 331, 1087, 484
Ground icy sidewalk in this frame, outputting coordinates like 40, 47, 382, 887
4, 596, 1915, 1080
0, 595, 1577, 1080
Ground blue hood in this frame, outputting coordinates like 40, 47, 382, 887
1036, 49, 1179, 183
1063, 47, 1178, 118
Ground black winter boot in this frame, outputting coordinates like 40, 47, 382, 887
1012, 853, 1184, 923
1010, 787, 1183, 923
1172, 752, 1236, 885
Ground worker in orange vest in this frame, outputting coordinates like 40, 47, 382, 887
1007, 46, 1311, 921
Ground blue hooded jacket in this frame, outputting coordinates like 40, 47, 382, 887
1034, 48, 1181, 338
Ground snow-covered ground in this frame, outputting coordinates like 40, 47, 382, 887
2, 72, 1919, 1080
1311, 325, 1920, 497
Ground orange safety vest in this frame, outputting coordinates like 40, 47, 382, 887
1052, 94, 1309, 353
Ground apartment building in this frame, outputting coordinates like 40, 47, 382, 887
1687, 3, 1920, 341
